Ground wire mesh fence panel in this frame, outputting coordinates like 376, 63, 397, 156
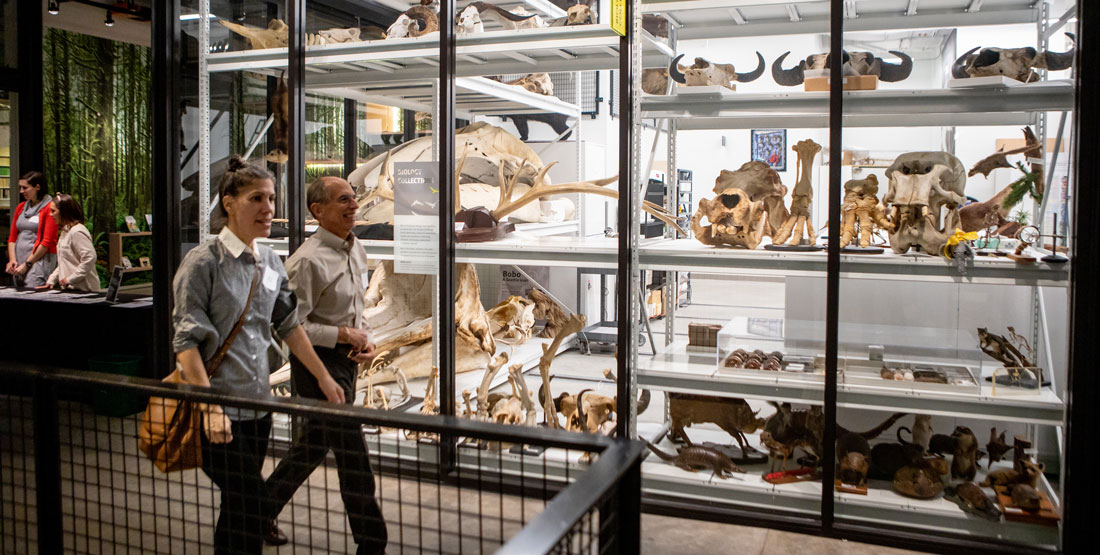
0, 392, 37, 555
0, 367, 641, 555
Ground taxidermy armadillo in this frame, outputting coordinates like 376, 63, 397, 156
645, 441, 744, 479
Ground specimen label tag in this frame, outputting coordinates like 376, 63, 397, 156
393, 161, 439, 275
611, 0, 627, 37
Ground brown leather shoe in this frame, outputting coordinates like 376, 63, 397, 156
264, 520, 289, 546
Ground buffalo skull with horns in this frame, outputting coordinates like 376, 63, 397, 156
772, 50, 913, 86
951, 33, 1075, 83
668, 53, 766, 91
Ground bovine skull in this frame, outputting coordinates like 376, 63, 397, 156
691, 188, 767, 249
566, 4, 595, 25
504, 73, 554, 96
457, 6, 484, 35
773, 50, 913, 86
386, 6, 438, 39
883, 152, 968, 256
713, 161, 790, 238
668, 53, 766, 90
487, 295, 537, 344
952, 33, 1075, 83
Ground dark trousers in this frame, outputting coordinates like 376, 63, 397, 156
266, 346, 388, 554
201, 413, 272, 555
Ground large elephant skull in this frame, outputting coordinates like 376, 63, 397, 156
952, 33, 1075, 83
883, 152, 968, 256
692, 188, 767, 249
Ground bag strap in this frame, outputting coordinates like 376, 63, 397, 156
205, 264, 261, 376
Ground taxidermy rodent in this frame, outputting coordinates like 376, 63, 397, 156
896, 414, 933, 452
981, 459, 1045, 488
945, 482, 1001, 521
950, 426, 979, 482
836, 432, 871, 486
928, 433, 955, 456
893, 464, 943, 499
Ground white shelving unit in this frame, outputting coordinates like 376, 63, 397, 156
630, 0, 1072, 548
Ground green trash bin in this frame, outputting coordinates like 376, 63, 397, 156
89, 355, 147, 417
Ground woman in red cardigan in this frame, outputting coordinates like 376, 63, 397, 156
5, 171, 58, 287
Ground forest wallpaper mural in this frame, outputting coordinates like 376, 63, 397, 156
43, 28, 152, 239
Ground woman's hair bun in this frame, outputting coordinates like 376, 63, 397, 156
226, 155, 247, 173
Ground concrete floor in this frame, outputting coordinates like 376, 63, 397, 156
641, 514, 918, 554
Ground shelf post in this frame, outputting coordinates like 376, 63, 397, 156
439, 0, 458, 474
287, 0, 306, 253
617, 0, 639, 440
152, 0, 181, 378
343, 98, 357, 178
822, 0, 844, 532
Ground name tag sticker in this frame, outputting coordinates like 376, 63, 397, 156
262, 265, 279, 291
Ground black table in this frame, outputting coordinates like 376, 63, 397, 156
0, 287, 154, 378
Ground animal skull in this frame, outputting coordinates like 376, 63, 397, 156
487, 295, 536, 344
773, 50, 913, 86
385, 6, 438, 39
883, 152, 968, 255
457, 6, 484, 35
668, 53, 766, 90
691, 188, 767, 249
566, 4, 595, 25
713, 161, 790, 238
952, 33, 1075, 83
504, 73, 554, 96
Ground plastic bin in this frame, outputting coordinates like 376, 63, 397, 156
89, 355, 146, 417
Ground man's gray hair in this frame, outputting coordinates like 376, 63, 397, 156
306, 177, 335, 218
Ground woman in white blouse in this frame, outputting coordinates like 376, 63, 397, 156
44, 194, 100, 292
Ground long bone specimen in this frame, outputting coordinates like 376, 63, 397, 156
774, 139, 822, 245
466, 2, 539, 30
538, 314, 587, 429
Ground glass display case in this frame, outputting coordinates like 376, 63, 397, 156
632, 0, 1075, 551
163, 0, 1087, 551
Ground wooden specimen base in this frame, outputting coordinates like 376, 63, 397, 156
764, 467, 820, 485
994, 486, 1060, 526
1008, 253, 1037, 264
835, 480, 868, 495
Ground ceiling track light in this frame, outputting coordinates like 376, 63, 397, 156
105, 9, 114, 27
48, 1, 60, 15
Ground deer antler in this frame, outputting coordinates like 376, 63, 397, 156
492, 162, 618, 221
642, 200, 688, 237
454, 143, 470, 215
497, 159, 526, 210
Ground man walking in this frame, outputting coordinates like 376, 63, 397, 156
266, 176, 387, 554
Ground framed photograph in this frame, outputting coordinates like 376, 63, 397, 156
105, 266, 126, 303
145, 214, 153, 230
121, 256, 133, 269
125, 215, 139, 233
139, 257, 151, 268
751, 129, 787, 172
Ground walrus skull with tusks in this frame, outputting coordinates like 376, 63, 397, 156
772, 50, 913, 86
883, 152, 968, 256
668, 53, 766, 90
951, 33, 1075, 83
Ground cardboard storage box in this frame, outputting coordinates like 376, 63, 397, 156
805, 74, 878, 91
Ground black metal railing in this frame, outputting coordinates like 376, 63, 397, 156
0, 364, 642, 554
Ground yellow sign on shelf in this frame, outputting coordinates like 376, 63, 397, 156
611, 0, 627, 37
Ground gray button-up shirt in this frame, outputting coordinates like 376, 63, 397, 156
285, 226, 369, 348
172, 228, 298, 419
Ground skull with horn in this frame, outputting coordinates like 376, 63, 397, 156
772, 50, 913, 86
951, 33, 1075, 83
668, 53, 766, 91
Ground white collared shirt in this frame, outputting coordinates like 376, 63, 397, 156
218, 226, 255, 258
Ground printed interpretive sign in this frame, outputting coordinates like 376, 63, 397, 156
393, 162, 439, 275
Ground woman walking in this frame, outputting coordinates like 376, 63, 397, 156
171, 156, 344, 554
